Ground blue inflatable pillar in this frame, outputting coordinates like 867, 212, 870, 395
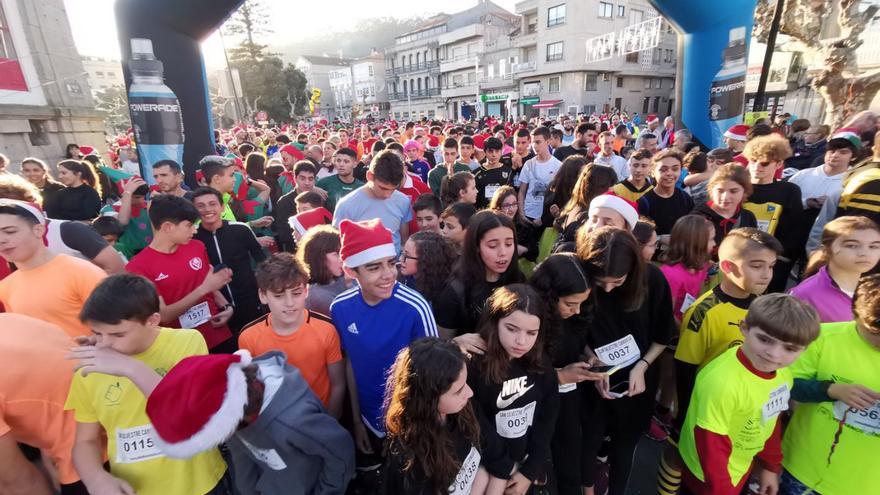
650, 0, 758, 149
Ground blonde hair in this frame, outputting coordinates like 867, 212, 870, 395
743, 134, 793, 162
804, 216, 880, 278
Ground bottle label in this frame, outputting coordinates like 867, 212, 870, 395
708, 73, 746, 121
128, 95, 184, 146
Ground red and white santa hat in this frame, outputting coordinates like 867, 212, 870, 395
724, 124, 750, 142
288, 207, 332, 237
145, 350, 252, 459
646, 114, 659, 124
589, 193, 639, 231
339, 218, 396, 268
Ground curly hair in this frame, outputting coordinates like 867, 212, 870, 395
407, 231, 458, 306
743, 134, 793, 162
0, 173, 43, 204
384, 338, 480, 493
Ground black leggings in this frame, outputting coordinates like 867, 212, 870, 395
551, 386, 584, 495
581, 371, 658, 495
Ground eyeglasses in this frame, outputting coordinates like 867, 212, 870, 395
499, 202, 518, 210
399, 253, 418, 262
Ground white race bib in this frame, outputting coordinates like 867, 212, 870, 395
484, 184, 500, 199
448, 446, 481, 495
116, 425, 164, 464
495, 401, 536, 439
761, 384, 790, 423
558, 382, 577, 394
595, 334, 640, 368
680, 293, 697, 314
240, 437, 288, 470
179, 301, 211, 328
833, 400, 880, 435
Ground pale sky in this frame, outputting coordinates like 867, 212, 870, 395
65, 0, 519, 68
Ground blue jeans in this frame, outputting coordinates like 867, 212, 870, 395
779, 470, 821, 495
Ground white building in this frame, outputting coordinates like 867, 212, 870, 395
81, 56, 124, 95
328, 66, 353, 120
350, 51, 389, 118
512, 0, 678, 119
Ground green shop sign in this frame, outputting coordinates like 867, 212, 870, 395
480, 94, 509, 102
520, 96, 539, 105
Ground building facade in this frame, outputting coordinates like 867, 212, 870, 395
512, 0, 678, 119
295, 55, 353, 121
350, 51, 389, 119
81, 56, 124, 95
0, 0, 105, 168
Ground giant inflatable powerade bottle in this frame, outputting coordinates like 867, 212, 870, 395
708, 27, 747, 147
127, 38, 184, 184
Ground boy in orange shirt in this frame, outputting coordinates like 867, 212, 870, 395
238, 253, 345, 418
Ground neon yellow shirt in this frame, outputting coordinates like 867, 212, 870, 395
65, 328, 225, 495
782, 321, 880, 495
679, 347, 791, 486
675, 286, 753, 369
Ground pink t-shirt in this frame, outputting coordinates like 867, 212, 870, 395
660, 263, 710, 323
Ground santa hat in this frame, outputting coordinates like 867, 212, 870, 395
427, 135, 441, 148
145, 350, 252, 459
829, 127, 862, 151
724, 124, 750, 142
79, 146, 96, 156
646, 114, 659, 124
0, 199, 45, 224
589, 193, 639, 230
339, 218, 396, 268
280, 144, 304, 160
288, 207, 332, 237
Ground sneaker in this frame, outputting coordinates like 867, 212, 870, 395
646, 415, 670, 441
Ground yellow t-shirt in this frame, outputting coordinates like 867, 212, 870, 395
675, 286, 753, 369
612, 180, 653, 203
782, 321, 880, 495
679, 347, 792, 486
65, 328, 225, 495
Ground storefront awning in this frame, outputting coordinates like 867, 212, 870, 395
531, 99, 563, 109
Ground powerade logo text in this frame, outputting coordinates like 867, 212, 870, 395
130, 102, 180, 112
710, 80, 746, 94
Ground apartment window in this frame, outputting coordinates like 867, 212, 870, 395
368, 64, 374, 77
652, 48, 661, 64
598, 2, 613, 18
626, 52, 639, 63
96, 71, 105, 77
616, 76, 624, 88
584, 73, 597, 91
467, 71, 476, 84
546, 41, 564, 62
645, 78, 651, 89
642, 97, 650, 114
584, 104, 596, 115
670, 78, 675, 89
549, 76, 560, 92
548, 4, 566, 27
453, 74, 463, 86
617, 5, 625, 17
108, 71, 116, 77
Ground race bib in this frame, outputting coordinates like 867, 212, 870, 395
485, 184, 500, 199
833, 400, 880, 435
116, 425, 164, 464
558, 382, 577, 394
595, 334, 640, 368
448, 446, 481, 495
179, 301, 210, 328
495, 401, 537, 439
761, 384, 790, 423
755, 219, 771, 233
680, 293, 697, 314
240, 437, 288, 470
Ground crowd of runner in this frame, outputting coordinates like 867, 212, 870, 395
0, 109, 879, 495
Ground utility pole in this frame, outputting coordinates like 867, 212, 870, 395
474, 55, 481, 121
754, 0, 785, 112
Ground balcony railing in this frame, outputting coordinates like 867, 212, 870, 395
384, 59, 440, 77
511, 61, 536, 73
388, 88, 441, 100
